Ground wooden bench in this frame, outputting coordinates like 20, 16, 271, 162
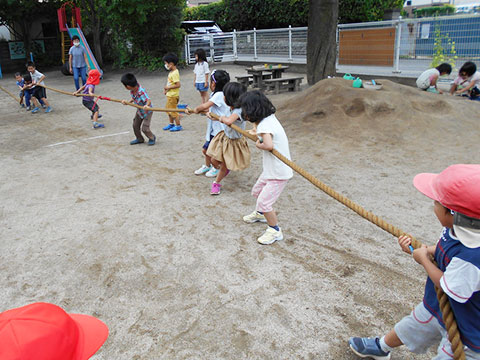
235, 75, 253, 87
264, 77, 303, 94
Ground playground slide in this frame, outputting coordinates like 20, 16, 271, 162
67, 26, 103, 75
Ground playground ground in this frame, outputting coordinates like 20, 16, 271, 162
1, 64, 479, 359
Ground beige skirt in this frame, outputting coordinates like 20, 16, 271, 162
206, 131, 251, 171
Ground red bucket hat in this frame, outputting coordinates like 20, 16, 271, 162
86, 69, 101, 85
0, 302, 108, 360
413, 164, 480, 219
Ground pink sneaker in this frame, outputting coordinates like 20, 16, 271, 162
211, 182, 221, 195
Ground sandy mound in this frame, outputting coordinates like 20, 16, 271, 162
277, 78, 478, 145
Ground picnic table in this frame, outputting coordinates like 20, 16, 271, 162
246, 65, 289, 90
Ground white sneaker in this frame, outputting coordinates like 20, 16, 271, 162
194, 164, 211, 175
257, 227, 283, 245
205, 167, 219, 177
243, 211, 267, 223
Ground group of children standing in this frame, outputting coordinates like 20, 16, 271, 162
114, 49, 291, 245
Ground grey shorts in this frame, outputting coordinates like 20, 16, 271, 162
395, 302, 480, 359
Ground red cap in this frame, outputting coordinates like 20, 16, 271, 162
413, 164, 480, 219
86, 69, 101, 85
0, 302, 108, 360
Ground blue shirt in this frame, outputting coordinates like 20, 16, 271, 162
69, 45, 87, 68
16, 79, 25, 88
423, 227, 480, 352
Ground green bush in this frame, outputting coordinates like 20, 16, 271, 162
102, 0, 185, 70
184, 0, 404, 30
413, 5, 456, 18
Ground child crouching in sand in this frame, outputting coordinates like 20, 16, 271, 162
416, 63, 452, 94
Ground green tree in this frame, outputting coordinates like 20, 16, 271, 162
77, 0, 106, 67
0, 0, 61, 57
99, 0, 185, 69
184, 0, 404, 31
339, 0, 403, 23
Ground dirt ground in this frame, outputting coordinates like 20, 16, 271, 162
1, 64, 479, 359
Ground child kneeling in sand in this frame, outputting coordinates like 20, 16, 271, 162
349, 164, 480, 360
450, 61, 480, 100
416, 63, 452, 94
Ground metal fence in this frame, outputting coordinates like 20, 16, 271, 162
184, 14, 480, 77
185, 26, 308, 65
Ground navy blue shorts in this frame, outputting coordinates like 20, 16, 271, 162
196, 83, 209, 92
83, 100, 99, 113
203, 135, 214, 150
32, 86, 46, 100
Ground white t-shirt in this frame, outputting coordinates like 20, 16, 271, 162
224, 108, 246, 140
454, 71, 480, 88
441, 256, 480, 303
205, 91, 228, 140
30, 70, 45, 88
256, 114, 293, 180
416, 68, 440, 89
194, 61, 210, 84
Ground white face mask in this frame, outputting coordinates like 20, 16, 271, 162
73, 42, 80, 47
164, 64, 169, 71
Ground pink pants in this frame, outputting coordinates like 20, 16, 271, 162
252, 177, 289, 213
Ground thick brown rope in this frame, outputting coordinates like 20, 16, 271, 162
0, 83, 466, 358
39, 84, 187, 113
0, 84, 21, 103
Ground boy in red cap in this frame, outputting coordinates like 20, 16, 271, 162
349, 164, 480, 360
73, 69, 104, 129
0, 302, 108, 359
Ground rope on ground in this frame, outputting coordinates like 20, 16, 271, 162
0, 84, 21, 103
208, 112, 467, 360
1, 83, 466, 359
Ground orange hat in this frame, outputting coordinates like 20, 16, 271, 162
0, 302, 109, 360
86, 69, 101, 85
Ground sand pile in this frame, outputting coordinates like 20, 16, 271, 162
277, 78, 479, 145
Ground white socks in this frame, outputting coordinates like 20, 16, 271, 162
379, 336, 393, 353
